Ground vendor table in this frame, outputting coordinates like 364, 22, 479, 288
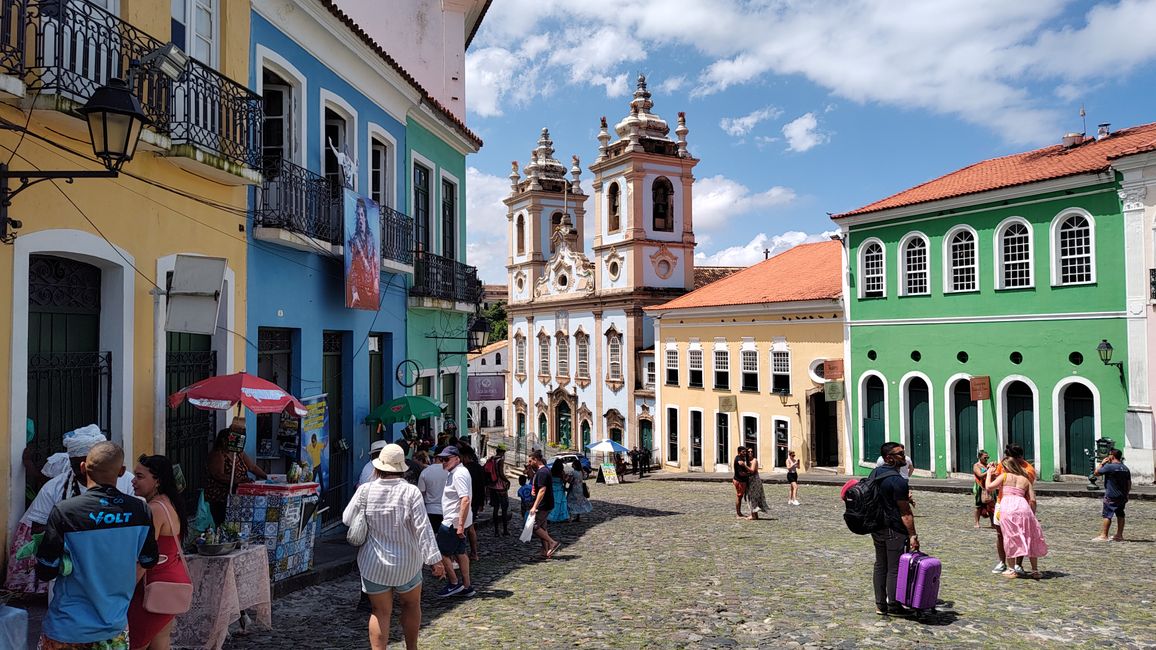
228, 482, 320, 582
172, 545, 272, 650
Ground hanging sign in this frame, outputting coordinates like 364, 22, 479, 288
824, 381, 845, 402
823, 359, 844, 380
970, 376, 991, 401
299, 394, 330, 491
718, 395, 737, 413
343, 190, 381, 311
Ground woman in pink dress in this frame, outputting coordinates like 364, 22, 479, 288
986, 445, 1048, 579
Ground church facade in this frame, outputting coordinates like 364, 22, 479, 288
505, 77, 698, 454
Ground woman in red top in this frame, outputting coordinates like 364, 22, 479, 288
128, 455, 193, 649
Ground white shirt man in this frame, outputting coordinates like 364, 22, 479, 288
417, 458, 448, 530
876, 454, 915, 479
434, 446, 474, 598
357, 440, 388, 488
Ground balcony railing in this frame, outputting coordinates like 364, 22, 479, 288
0, 0, 24, 78
256, 155, 341, 245
23, 0, 173, 130
381, 205, 414, 266
412, 252, 482, 303
171, 58, 263, 168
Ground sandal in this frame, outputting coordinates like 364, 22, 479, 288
1030, 571, 1042, 580
1000, 569, 1020, 578
546, 542, 562, 558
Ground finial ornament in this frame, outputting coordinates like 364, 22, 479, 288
676, 111, 689, 158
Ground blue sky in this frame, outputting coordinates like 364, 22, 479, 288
461, 0, 1156, 284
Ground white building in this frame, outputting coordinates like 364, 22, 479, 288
467, 340, 508, 435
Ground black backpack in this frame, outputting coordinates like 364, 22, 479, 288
843, 466, 899, 535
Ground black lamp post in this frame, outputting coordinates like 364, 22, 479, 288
1097, 339, 1125, 382
1, 77, 149, 243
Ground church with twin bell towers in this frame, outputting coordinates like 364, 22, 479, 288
505, 75, 699, 455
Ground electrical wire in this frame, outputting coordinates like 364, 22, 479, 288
4, 87, 42, 167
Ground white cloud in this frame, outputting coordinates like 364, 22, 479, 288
658, 75, 687, 93
695, 230, 836, 267
465, 167, 514, 283
781, 112, 829, 152
693, 175, 797, 231
719, 106, 782, 137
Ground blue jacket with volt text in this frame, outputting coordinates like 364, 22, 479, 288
35, 484, 158, 644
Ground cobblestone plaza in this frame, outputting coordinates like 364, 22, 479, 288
225, 480, 1156, 649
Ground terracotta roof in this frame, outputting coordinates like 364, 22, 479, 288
468, 339, 507, 360
693, 266, 744, 289
648, 241, 842, 311
836, 122, 1156, 218
317, 0, 483, 149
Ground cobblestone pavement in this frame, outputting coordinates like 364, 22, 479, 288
224, 479, 1156, 649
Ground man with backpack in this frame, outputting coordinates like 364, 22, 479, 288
846, 442, 919, 616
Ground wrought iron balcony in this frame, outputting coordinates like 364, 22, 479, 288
171, 58, 263, 168
412, 252, 482, 304
255, 155, 341, 245
381, 204, 414, 266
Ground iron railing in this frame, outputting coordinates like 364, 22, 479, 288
381, 204, 414, 265
411, 252, 483, 303
23, 0, 173, 130
26, 350, 112, 471
165, 350, 217, 515
0, 0, 24, 77
171, 57, 263, 168
256, 155, 341, 244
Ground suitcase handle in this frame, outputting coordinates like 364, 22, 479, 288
903, 550, 924, 606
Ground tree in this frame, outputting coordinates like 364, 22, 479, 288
483, 301, 507, 342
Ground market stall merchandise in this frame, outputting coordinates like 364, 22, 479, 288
228, 482, 319, 582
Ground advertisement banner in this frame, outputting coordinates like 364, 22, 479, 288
300, 394, 330, 491
343, 189, 381, 310
467, 375, 506, 401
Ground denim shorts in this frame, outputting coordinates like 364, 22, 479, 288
1102, 497, 1127, 520
436, 524, 468, 556
361, 571, 422, 595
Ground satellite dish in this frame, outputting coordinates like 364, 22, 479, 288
166, 255, 227, 335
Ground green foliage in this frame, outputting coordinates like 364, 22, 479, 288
483, 301, 508, 341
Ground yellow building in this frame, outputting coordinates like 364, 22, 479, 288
1, 1, 259, 559
646, 241, 847, 475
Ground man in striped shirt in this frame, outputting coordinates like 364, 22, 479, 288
434, 446, 475, 598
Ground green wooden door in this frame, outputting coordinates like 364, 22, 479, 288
953, 380, 978, 472
1005, 381, 1035, 463
908, 378, 930, 469
581, 420, 591, 450
1063, 383, 1094, 474
640, 420, 653, 452
863, 376, 885, 461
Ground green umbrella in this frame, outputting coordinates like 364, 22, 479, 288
365, 395, 443, 426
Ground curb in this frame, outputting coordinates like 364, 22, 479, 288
272, 550, 356, 599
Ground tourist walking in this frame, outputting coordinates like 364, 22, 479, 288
342, 444, 446, 650
988, 444, 1036, 575
128, 454, 192, 650
434, 446, 475, 597
869, 442, 919, 617
1092, 448, 1131, 542
746, 448, 770, 520
417, 452, 448, 532
487, 446, 511, 536
36, 441, 159, 650
566, 458, 593, 522
357, 440, 389, 488
527, 451, 562, 559
786, 450, 801, 505
461, 444, 487, 561
733, 446, 751, 518
973, 450, 993, 528
547, 458, 571, 523
986, 444, 1047, 579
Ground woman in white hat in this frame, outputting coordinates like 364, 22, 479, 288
343, 444, 445, 650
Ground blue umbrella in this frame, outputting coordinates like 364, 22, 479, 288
586, 439, 629, 454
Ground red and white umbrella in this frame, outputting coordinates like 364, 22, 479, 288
167, 372, 308, 417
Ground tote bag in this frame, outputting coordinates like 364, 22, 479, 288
143, 501, 193, 615
347, 487, 370, 547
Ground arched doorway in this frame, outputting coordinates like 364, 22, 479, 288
1005, 381, 1035, 463
906, 377, 930, 469
809, 393, 839, 467
639, 419, 653, 454
863, 376, 885, 461
556, 401, 572, 449
952, 379, 978, 472
1063, 383, 1094, 474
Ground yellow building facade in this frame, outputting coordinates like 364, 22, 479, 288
648, 241, 848, 475
1, 0, 258, 557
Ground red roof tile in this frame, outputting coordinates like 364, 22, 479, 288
647, 241, 842, 311
836, 122, 1156, 218
317, 0, 484, 149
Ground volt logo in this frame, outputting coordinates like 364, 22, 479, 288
89, 511, 132, 525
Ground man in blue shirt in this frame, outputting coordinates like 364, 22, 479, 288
36, 441, 158, 649
871, 442, 919, 617
1093, 448, 1131, 542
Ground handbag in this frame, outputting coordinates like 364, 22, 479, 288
346, 487, 369, 547
143, 501, 193, 615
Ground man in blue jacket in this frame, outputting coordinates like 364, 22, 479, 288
36, 441, 158, 650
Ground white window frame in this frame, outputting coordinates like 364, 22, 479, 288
575, 331, 590, 378
255, 47, 307, 167
173, 0, 219, 68
556, 333, 570, 377
942, 225, 979, 294
740, 341, 759, 393
898, 232, 930, 296
645, 360, 656, 387
713, 346, 730, 390
608, 333, 623, 381
665, 345, 679, 386
771, 338, 790, 395
320, 90, 359, 192
666, 405, 679, 464
367, 124, 398, 209
439, 169, 461, 260
859, 238, 886, 298
515, 335, 526, 376
688, 344, 704, 388
994, 216, 1034, 290
1049, 208, 1097, 286
538, 334, 550, 376
411, 151, 437, 253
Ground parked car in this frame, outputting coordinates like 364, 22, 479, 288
548, 453, 592, 477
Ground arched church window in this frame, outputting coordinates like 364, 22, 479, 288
516, 214, 525, 255
652, 177, 674, 232
608, 182, 621, 232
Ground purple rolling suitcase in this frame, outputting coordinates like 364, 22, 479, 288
895, 551, 941, 611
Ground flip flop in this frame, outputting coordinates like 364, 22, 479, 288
546, 542, 562, 558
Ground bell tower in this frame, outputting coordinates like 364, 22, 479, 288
589, 75, 698, 294
505, 128, 587, 305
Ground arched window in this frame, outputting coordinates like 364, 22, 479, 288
652, 177, 674, 232
495, 352, 502, 365
576, 333, 590, 378
998, 219, 1033, 289
494, 406, 504, 428
860, 240, 885, 298
608, 182, 621, 232
556, 334, 570, 376
946, 227, 977, 292
608, 334, 623, 380
516, 214, 525, 255
480, 407, 489, 428
538, 334, 550, 376
515, 335, 526, 376
1055, 213, 1094, 285
901, 234, 929, 295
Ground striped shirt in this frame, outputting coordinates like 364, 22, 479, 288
342, 478, 442, 587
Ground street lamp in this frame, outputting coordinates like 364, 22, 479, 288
1, 77, 149, 242
1097, 339, 1125, 382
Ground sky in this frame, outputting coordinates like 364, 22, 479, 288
461, 0, 1156, 284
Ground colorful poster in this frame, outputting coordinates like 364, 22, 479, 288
343, 189, 381, 310
299, 394, 329, 491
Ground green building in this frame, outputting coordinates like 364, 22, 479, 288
835, 123, 1156, 480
